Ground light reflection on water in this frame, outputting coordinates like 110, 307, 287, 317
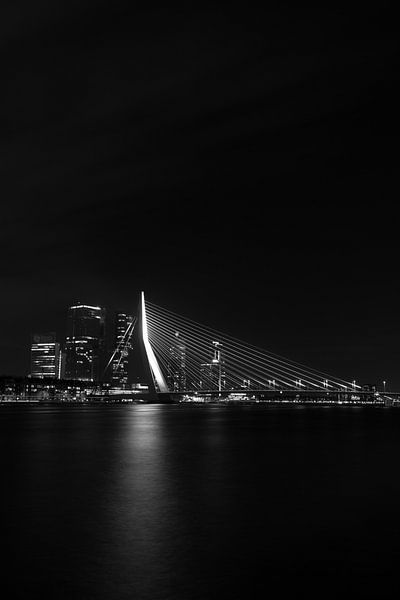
1, 404, 400, 599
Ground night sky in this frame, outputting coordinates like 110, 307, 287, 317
1, 2, 399, 387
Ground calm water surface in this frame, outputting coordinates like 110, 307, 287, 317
1, 404, 400, 599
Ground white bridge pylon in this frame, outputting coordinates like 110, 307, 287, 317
140, 291, 169, 393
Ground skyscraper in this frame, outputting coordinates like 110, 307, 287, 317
30, 333, 60, 379
65, 303, 106, 381
167, 331, 187, 391
200, 341, 225, 391
111, 312, 134, 386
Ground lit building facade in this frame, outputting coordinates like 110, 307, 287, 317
30, 333, 60, 378
200, 341, 225, 391
65, 303, 106, 381
167, 331, 187, 391
111, 312, 134, 387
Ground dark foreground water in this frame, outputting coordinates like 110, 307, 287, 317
1, 404, 400, 599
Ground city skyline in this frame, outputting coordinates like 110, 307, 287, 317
0, 290, 395, 391
1, 290, 391, 410
9, 293, 394, 394
3, 291, 391, 404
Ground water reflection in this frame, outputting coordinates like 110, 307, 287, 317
2, 404, 400, 599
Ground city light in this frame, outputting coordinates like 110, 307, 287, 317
1, 293, 397, 406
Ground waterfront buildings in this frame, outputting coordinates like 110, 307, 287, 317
111, 312, 134, 386
30, 333, 61, 378
167, 331, 187, 391
200, 341, 225, 391
65, 303, 106, 381
0, 375, 149, 403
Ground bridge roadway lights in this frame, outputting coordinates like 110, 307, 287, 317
162, 389, 386, 405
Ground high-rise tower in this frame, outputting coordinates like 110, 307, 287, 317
30, 332, 60, 379
200, 341, 225, 391
167, 331, 186, 391
111, 312, 133, 386
65, 303, 106, 381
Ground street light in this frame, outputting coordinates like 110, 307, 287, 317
383, 380, 386, 393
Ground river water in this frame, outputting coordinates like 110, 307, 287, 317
1, 403, 400, 599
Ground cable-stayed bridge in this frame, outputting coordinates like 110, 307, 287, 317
104, 292, 390, 405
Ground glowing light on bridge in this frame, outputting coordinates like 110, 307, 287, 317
140, 292, 169, 393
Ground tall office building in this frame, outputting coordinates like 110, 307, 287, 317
65, 303, 106, 381
111, 312, 134, 386
31, 333, 60, 379
200, 341, 225, 391
167, 331, 187, 391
